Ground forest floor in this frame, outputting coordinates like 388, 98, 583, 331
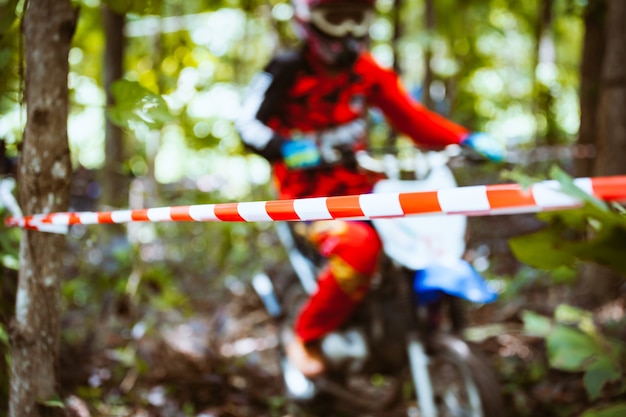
54, 195, 625, 417
57, 270, 626, 417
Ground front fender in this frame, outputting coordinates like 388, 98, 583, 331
414, 259, 497, 305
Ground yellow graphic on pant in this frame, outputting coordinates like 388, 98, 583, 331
328, 254, 370, 301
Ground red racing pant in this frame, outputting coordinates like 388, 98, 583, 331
294, 220, 382, 342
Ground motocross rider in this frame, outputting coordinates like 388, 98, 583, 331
235, 0, 505, 378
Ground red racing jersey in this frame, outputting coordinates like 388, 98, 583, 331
236, 49, 468, 199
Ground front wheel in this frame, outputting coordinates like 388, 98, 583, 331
417, 334, 505, 417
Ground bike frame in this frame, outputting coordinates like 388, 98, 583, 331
254, 147, 499, 415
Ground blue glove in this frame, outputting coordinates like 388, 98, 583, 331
281, 138, 322, 169
461, 132, 507, 162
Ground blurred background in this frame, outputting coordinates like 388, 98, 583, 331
1, 0, 625, 416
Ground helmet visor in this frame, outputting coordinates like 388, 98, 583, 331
310, 4, 375, 38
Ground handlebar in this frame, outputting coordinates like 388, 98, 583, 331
355, 145, 485, 179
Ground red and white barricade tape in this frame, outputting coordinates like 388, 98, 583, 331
4, 176, 626, 234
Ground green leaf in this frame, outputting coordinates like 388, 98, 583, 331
36, 394, 65, 408
0, 0, 19, 37
555, 304, 597, 336
549, 165, 608, 212
583, 356, 622, 400
500, 168, 545, 190
509, 226, 577, 269
2, 254, 18, 270
509, 168, 626, 274
107, 80, 173, 131
521, 310, 552, 337
0, 324, 8, 345
39, 400, 65, 408
546, 325, 602, 372
549, 265, 578, 284
580, 226, 626, 275
612, 202, 626, 215
509, 203, 626, 275
109, 346, 137, 367
580, 403, 626, 417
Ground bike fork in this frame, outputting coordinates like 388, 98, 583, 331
407, 331, 437, 417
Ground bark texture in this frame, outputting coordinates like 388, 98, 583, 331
102, 6, 127, 210
11, 0, 76, 416
576, 0, 626, 305
595, 0, 626, 176
576, 0, 606, 177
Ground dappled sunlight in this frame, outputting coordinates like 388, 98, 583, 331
6, 0, 625, 415
187, 84, 240, 121
497, 334, 533, 360
219, 335, 278, 358
595, 298, 626, 324
68, 107, 106, 168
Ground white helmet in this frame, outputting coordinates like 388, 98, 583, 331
292, 0, 376, 67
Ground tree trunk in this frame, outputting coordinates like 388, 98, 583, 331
10, 1, 76, 416
102, 5, 127, 210
594, 0, 626, 176
575, 0, 626, 306
385, 0, 402, 148
95, 5, 129, 271
421, 0, 435, 110
576, 0, 606, 177
533, 0, 557, 145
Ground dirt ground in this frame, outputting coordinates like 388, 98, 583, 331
56, 274, 626, 417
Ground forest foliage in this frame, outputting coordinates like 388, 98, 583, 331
0, 0, 625, 416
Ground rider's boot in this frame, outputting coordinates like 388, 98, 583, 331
285, 336, 325, 378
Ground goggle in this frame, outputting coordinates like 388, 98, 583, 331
310, 4, 375, 38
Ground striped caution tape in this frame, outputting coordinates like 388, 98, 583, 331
4, 175, 626, 234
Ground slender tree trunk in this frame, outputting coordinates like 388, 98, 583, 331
94, 5, 129, 277
390, 0, 401, 74
576, 0, 626, 306
594, 0, 626, 176
576, 0, 606, 177
533, 0, 557, 145
385, 0, 402, 148
10, 1, 76, 416
421, 0, 435, 110
102, 5, 127, 209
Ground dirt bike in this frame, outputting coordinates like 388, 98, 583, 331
252, 145, 506, 417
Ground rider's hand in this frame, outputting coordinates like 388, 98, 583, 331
281, 136, 322, 169
460, 132, 507, 162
